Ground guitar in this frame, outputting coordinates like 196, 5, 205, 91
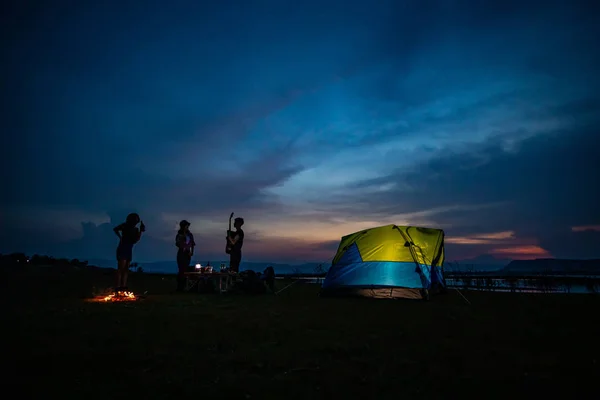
225, 212, 234, 254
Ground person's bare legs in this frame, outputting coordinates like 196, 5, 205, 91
116, 260, 126, 289
122, 261, 130, 289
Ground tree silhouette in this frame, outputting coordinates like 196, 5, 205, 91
2, 252, 28, 264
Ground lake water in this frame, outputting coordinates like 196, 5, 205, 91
445, 277, 598, 294
274, 277, 599, 295
103, 258, 600, 295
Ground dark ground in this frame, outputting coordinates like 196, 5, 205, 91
4, 264, 600, 399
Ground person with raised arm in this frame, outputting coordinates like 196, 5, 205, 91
113, 213, 145, 292
227, 217, 244, 273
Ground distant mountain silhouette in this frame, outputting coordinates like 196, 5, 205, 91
455, 254, 512, 266
499, 258, 600, 276
444, 255, 511, 273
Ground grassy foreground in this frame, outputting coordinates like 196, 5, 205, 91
5, 264, 600, 399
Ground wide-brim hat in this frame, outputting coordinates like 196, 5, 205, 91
179, 219, 191, 227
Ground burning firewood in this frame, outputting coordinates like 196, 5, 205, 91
87, 290, 146, 303
102, 291, 137, 302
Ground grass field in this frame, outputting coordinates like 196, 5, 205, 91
5, 263, 600, 399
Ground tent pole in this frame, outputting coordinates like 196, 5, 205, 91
393, 226, 430, 298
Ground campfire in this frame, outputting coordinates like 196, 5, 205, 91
86, 287, 148, 303
102, 291, 137, 302
87, 290, 139, 302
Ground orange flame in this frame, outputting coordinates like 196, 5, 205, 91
102, 291, 137, 302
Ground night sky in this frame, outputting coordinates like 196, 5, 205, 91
1, 1, 599, 264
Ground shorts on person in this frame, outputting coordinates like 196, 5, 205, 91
116, 243, 134, 262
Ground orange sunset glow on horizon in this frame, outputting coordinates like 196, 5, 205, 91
444, 230, 552, 260
572, 225, 600, 232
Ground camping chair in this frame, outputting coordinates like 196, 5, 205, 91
217, 272, 234, 293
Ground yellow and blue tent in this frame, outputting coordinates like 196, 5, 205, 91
321, 224, 446, 300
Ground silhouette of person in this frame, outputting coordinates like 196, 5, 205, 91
175, 220, 195, 292
113, 213, 145, 292
227, 217, 244, 273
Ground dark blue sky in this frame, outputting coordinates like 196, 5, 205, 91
1, 0, 599, 263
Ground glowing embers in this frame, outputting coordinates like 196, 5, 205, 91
87, 290, 139, 302
103, 291, 137, 302
85, 290, 148, 303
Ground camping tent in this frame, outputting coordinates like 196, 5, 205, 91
321, 224, 446, 300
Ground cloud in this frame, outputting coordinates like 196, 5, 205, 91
572, 225, 600, 233
490, 245, 551, 259
2, 140, 302, 214
536, 229, 600, 260
300, 112, 600, 260
446, 231, 516, 245
445, 230, 553, 260
2, 0, 599, 263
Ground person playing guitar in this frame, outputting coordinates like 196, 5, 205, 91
226, 216, 245, 273
225, 212, 234, 255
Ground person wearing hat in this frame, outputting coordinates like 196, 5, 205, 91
175, 219, 195, 292
227, 217, 245, 273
